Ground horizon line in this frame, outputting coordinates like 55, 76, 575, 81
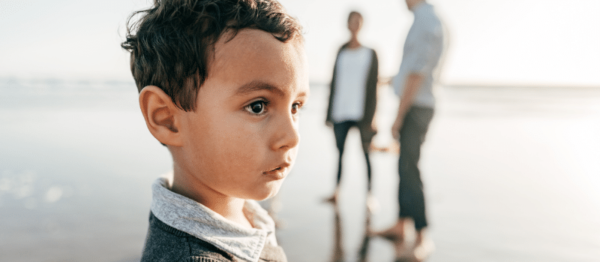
1, 77, 599, 89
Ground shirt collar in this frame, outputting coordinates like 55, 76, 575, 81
150, 177, 277, 262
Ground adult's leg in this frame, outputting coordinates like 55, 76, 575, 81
361, 138, 378, 213
333, 121, 354, 187
359, 131, 373, 192
398, 107, 434, 231
363, 146, 373, 192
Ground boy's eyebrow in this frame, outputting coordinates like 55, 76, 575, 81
235, 80, 285, 97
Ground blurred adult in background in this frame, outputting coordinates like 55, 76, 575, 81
325, 11, 379, 207
376, 0, 444, 258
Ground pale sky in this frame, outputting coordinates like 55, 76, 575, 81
1, 0, 599, 86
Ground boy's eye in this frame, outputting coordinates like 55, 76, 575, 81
246, 101, 266, 114
291, 102, 302, 115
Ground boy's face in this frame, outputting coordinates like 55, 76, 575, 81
177, 29, 309, 201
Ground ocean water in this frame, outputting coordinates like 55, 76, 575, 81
1, 79, 599, 262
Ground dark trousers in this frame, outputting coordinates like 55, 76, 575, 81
398, 106, 434, 230
333, 121, 372, 191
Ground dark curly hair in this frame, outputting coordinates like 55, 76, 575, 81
121, 0, 302, 111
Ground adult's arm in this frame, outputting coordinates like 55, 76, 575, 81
326, 44, 348, 127
390, 25, 441, 139
363, 49, 379, 132
391, 73, 423, 140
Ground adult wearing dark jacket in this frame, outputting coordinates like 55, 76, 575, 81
325, 11, 378, 205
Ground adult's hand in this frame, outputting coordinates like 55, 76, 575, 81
391, 73, 424, 141
391, 117, 403, 141
378, 76, 393, 86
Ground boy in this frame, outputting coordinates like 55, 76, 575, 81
325, 11, 378, 207
120, 0, 308, 261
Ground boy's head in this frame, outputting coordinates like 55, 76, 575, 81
122, 0, 308, 201
122, 0, 302, 111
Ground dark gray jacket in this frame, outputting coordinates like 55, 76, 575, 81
326, 43, 379, 144
141, 213, 288, 262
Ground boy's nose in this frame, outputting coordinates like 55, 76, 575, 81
271, 112, 300, 151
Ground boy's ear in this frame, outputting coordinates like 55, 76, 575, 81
139, 86, 184, 147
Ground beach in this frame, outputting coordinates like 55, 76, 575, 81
1, 80, 600, 261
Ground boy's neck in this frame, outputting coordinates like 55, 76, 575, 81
170, 164, 253, 229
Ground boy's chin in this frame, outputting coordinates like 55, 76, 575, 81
249, 180, 284, 201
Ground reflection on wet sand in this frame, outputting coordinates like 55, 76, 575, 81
378, 219, 435, 262
328, 203, 372, 262
357, 211, 371, 262
330, 203, 344, 262
328, 203, 434, 262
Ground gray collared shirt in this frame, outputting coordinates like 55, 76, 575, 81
150, 177, 278, 262
392, 2, 444, 108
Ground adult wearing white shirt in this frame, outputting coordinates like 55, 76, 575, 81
377, 0, 444, 258
325, 11, 379, 204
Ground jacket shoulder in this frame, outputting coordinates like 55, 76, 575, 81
187, 237, 235, 262
367, 47, 378, 57
141, 212, 235, 262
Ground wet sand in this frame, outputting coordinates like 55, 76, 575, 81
1, 81, 599, 261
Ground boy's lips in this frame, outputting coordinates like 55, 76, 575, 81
262, 162, 291, 180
